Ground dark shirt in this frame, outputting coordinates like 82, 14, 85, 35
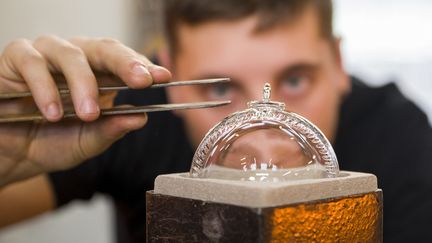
49, 77, 432, 243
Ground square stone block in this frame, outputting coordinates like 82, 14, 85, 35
147, 171, 382, 242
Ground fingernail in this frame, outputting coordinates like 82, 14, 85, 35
132, 64, 151, 77
131, 64, 153, 85
147, 65, 167, 72
46, 102, 62, 119
147, 65, 171, 82
80, 99, 99, 114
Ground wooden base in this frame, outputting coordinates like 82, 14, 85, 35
146, 190, 382, 242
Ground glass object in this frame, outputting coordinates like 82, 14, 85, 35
190, 83, 339, 182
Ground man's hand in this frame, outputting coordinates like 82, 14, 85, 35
0, 36, 171, 187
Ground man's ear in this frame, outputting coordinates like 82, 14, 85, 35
333, 37, 351, 96
333, 37, 343, 68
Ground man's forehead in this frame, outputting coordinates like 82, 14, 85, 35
174, 6, 323, 56
173, 10, 326, 81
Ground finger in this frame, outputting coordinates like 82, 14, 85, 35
33, 35, 100, 122
79, 113, 148, 159
69, 37, 172, 89
1, 39, 63, 121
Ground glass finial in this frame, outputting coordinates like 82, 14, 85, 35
263, 83, 271, 102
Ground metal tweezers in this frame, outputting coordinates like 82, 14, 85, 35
0, 78, 231, 123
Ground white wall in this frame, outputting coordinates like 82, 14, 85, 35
334, 0, 432, 122
0, 0, 140, 49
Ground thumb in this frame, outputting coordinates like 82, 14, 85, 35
79, 114, 148, 159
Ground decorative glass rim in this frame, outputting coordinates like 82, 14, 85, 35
190, 83, 339, 179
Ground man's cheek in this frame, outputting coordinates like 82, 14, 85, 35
186, 110, 215, 129
184, 111, 219, 147
200, 112, 220, 130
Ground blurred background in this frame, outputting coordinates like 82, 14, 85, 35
0, 0, 431, 242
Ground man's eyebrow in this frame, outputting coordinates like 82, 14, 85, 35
189, 74, 242, 89
274, 63, 320, 80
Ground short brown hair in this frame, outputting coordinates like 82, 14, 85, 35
163, 0, 334, 55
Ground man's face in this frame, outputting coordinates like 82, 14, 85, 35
166, 8, 349, 148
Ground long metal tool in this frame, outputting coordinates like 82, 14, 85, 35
0, 78, 230, 99
0, 78, 231, 123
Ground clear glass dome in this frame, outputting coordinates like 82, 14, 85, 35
190, 83, 339, 182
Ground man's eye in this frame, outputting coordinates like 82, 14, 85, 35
280, 75, 310, 98
282, 76, 302, 89
207, 83, 233, 100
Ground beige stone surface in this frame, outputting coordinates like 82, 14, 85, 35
154, 171, 378, 207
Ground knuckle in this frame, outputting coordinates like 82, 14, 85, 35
34, 34, 59, 45
4, 39, 31, 53
20, 52, 45, 68
98, 37, 121, 46
19, 54, 47, 70
60, 44, 85, 58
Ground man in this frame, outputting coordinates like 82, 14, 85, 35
0, 0, 431, 242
